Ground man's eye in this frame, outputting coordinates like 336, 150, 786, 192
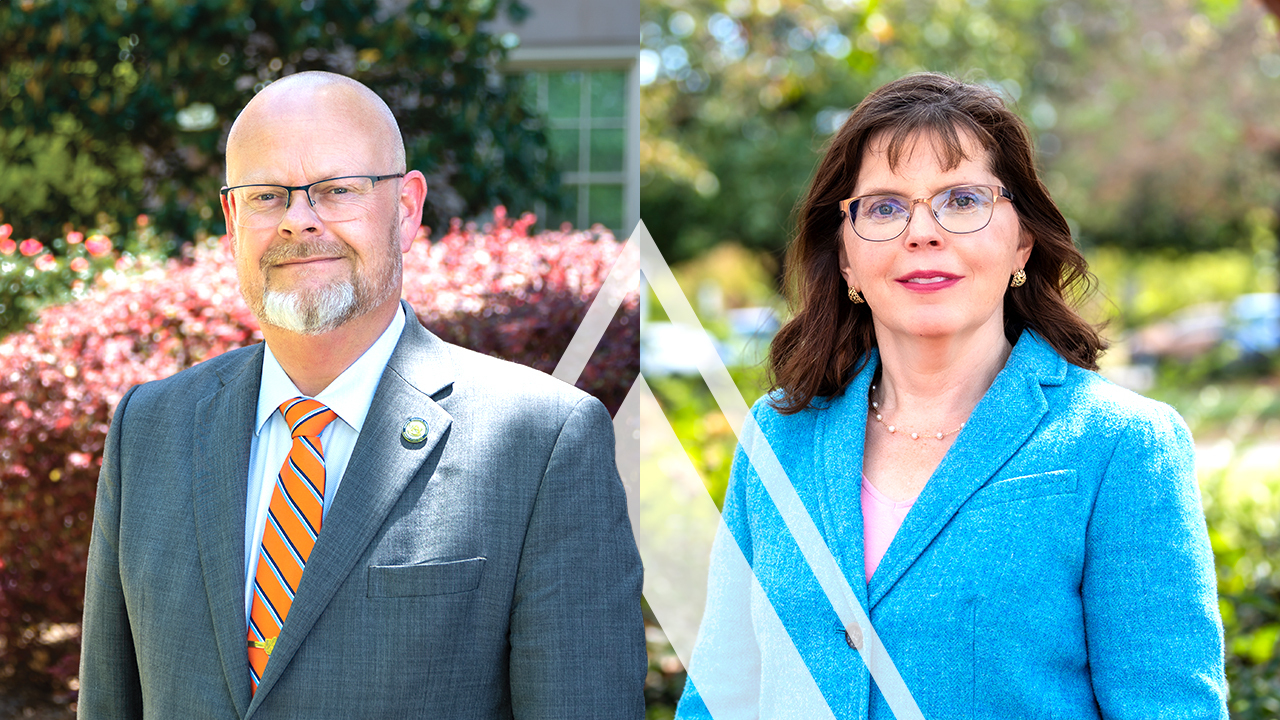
316, 182, 364, 198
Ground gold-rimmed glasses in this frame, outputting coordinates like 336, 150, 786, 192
839, 184, 1013, 242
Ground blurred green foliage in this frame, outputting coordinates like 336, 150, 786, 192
643, 600, 685, 719
1151, 382, 1280, 718
647, 363, 770, 510
0, 229, 126, 335
0, 0, 558, 254
1086, 245, 1276, 330
641, 0, 1280, 264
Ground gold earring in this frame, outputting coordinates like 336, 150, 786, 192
847, 286, 865, 304
1010, 269, 1027, 288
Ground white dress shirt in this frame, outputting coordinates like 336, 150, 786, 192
243, 306, 406, 622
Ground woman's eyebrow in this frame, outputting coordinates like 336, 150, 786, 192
852, 180, 995, 198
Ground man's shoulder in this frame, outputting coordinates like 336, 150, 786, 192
441, 341, 593, 407
393, 308, 595, 411
128, 343, 261, 407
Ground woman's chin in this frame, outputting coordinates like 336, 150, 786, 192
877, 316, 965, 342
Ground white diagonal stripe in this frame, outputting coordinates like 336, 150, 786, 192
625, 375, 835, 718
631, 221, 926, 719
548, 220, 924, 717
552, 227, 640, 386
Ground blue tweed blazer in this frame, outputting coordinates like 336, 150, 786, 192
677, 331, 1227, 719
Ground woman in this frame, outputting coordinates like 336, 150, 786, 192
675, 73, 1226, 718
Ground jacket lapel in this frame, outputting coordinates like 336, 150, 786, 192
814, 354, 878, 615
193, 345, 264, 719
866, 333, 1066, 609
246, 305, 455, 708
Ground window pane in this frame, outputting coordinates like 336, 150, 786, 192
520, 73, 541, 113
547, 72, 583, 120
589, 129, 625, 173
549, 128, 581, 172
590, 71, 626, 119
588, 184, 624, 230
546, 184, 579, 230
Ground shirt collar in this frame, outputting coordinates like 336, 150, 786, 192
255, 305, 407, 435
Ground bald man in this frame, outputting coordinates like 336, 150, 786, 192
77, 72, 645, 719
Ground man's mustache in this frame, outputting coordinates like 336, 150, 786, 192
260, 240, 353, 268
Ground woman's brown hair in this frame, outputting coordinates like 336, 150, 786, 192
768, 72, 1106, 414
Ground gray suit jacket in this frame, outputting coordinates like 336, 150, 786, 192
78, 302, 645, 719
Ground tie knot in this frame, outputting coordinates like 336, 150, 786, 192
280, 398, 338, 439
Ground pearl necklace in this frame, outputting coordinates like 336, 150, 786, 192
868, 384, 966, 441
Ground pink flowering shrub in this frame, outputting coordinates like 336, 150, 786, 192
0, 211, 636, 695
405, 209, 637, 413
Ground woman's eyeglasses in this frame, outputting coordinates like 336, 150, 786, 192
839, 185, 1013, 242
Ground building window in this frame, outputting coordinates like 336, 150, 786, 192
524, 69, 630, 232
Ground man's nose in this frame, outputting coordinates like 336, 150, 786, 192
278, 188, 323, 235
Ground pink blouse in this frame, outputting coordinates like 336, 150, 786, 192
861, 475, 917, 582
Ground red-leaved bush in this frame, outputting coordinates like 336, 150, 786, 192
0, 210, 637, 696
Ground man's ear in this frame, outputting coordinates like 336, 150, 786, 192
219, 191, 237, 256
397, 170, 428, 253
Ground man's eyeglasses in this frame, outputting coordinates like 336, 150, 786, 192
221, 174, 405, 229
839, 185, 1014, 242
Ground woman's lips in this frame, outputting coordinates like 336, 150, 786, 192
896, 271, 960, 292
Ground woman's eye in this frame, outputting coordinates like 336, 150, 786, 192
865, 199, 906, 219
944, 190, 985, 212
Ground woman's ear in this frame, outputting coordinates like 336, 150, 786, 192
837, 234, 858, 290
1016, 229, 1034, 267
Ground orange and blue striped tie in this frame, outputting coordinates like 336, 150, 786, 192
247, 397, 338, 693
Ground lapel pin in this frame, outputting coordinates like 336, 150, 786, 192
401, 417, 428, 444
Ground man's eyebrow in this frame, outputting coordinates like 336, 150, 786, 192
232, 175, 344, 187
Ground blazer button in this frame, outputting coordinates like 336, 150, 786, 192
845, 623, 864, 651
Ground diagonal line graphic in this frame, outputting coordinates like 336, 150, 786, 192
552, 221, 924, 718
552, 237, 640, 386
627, 375, 836, 718
633, 222, 925, 719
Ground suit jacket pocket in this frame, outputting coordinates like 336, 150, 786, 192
967, 469, 1077, 510
367, 557, 486, 598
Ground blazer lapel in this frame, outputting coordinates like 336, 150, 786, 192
192, 345, 264, 719
247, 305, 455, 708
867, 333, 1065, 609
814, 354, 878, 616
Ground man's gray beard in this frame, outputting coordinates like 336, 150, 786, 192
260, 281, 358, 336
249, 217, 403, 335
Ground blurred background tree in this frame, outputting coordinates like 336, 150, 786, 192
641, 0, 1280, 266
0, 0, 560, 255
